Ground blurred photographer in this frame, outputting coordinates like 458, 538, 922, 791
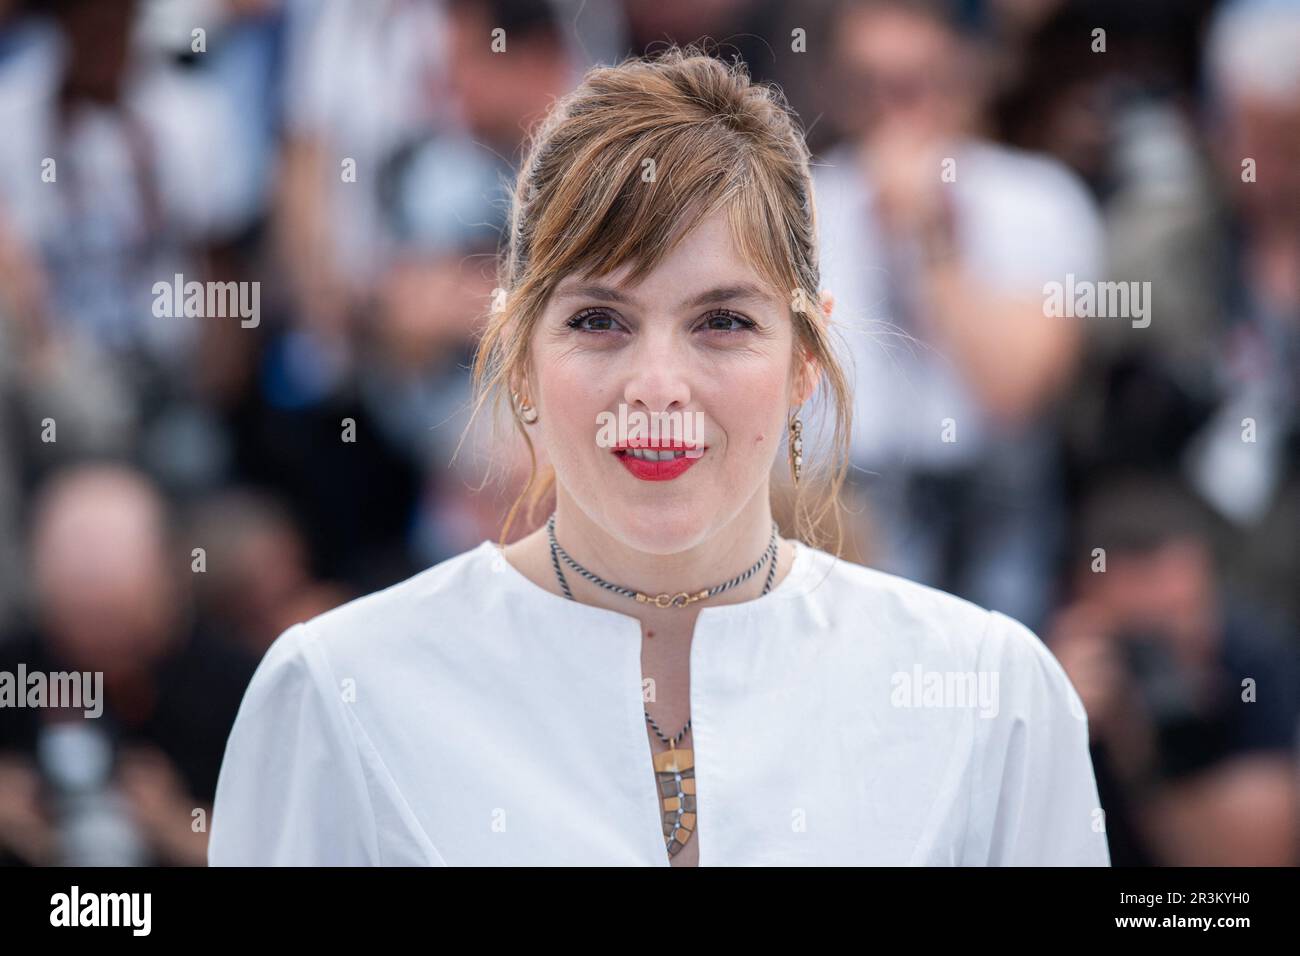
1049, 473, 1300, 865
0, 464, 255, 865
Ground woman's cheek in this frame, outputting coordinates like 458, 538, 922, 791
542, 377, 606, 467
729, 373, 789, 451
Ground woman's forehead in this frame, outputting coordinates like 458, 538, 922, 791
551, 216, 783, 308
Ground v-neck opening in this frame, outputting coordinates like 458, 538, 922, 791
482, 534, 818, 866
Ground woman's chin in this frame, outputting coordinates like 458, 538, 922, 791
596, 507, 712, 555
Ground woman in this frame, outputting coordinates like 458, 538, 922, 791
208, 47, 1110, 866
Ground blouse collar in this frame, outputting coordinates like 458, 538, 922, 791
481, 535, 820, 634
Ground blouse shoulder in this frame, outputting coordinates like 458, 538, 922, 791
209, 619, 379, 864
289, 542, 495, 661
807, 549, 1085, 714
796, 553, 1102, 863
799, 547, 999, 659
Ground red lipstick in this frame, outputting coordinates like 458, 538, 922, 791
611, 440, 706, 482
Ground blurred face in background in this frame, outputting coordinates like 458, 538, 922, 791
376, 254, 494, 371
1206, 5, 1300, 228
831, 3, 973, 144
445, 3, 573, 153
31, 469, 178, 675
622, 0, 749, 43
525, 214, 812, 553
1076, 536, 1219, 662
1217, 91, 1300, 227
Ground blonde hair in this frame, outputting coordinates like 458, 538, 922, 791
465, 43, 853, 554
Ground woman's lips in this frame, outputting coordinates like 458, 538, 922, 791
612, 446, 706, 482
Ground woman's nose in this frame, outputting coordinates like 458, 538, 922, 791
622, 332, 693, 413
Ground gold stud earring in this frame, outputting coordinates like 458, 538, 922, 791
789, 415, 803, 487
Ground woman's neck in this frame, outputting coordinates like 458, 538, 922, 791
499, 494, 793, 629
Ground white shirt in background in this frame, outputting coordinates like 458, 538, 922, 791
812, 139, 1105, 470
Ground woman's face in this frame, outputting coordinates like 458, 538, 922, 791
526, 213, 814, 552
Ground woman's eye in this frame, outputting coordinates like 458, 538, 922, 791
565, 309, 620, 333
699, 310, 756, 333
565, 309, 755, 335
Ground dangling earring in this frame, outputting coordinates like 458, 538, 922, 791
788, 415, 803, 487
514, 392, 538, 424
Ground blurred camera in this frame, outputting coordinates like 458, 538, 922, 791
1117, 631, 1231, 781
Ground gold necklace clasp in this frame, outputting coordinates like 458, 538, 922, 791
638, 590, 709, 608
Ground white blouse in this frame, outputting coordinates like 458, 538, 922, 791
208, 538, 1111, 866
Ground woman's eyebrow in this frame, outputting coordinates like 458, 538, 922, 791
553, 282, 774, 308
553, 283, 635, 304
681, 283, 775, 308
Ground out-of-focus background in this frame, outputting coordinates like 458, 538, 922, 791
0, 0, 1296, 867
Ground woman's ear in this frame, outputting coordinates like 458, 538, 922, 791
787, 290, 831, 405
790, 346, 820, 406
508, 366, 534, 406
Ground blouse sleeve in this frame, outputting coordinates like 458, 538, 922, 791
966, 611, 1112, 866
208, 623, 378, 865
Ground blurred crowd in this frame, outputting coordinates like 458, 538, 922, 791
0, 0, 1296, 866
